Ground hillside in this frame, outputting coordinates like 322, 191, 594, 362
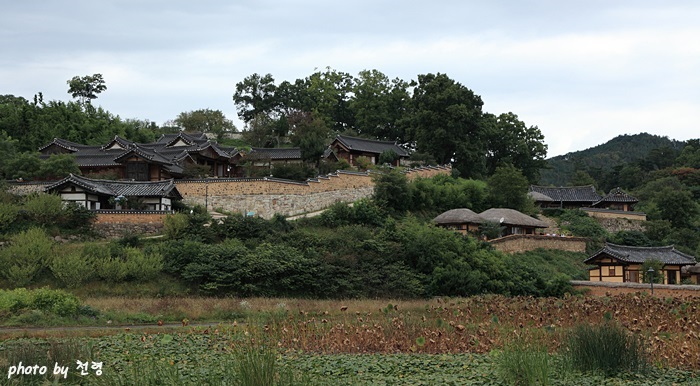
539, 133, 685, 186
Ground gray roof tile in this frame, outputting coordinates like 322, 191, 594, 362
585, 243, 697, 265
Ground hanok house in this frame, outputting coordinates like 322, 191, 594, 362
39, 132, 235, 180
528, 185, 603, 209
229, 147, 339, 177
329, 134, 409, 167
45, 174, 182, 211
585, 243, 698, 285
590, 187, 639, 211
479, 208, 549, 237
434, 207, 548, 238
433, 208, 484, 235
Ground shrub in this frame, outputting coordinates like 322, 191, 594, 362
164, 212, 189, 240
0, 227, 54, 286
30, 288, 81, 316
51, 250, 95, 288
0, 202, 19, 232
564, 322, 647, 376
22, 192, 64, 225
497, 336, 550, 386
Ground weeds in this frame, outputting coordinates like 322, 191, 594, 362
497, 335, 550, 385
564, 322, 648, 376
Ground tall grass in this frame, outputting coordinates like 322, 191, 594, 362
0, 339, 95, 385
564, 322, 648, 376
497, 336, 550, 386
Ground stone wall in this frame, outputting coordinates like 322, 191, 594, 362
93, 211, 169, 238
571, 280, 700, 298
175, 166, 451, 219
583, 208, 647, 221
488, 234, 588, 254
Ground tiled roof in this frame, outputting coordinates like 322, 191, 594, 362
479, 208, 548, 228
594, 187, 639, 205
38, 135, 235, 173
333, 135, 409, 157
529, 185, 602, 203
248, 147, 302, 160
585, 243, 697, 265
45, 174, 182, 199
433, 208, 483, 225
38, 138, 91, 152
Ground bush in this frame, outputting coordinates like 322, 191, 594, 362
564, 322, 647, 376
164, 212, 190, 240
0, 202, 19, 232
0, 288, 83, 317
0, 227, 54, 286
51, 250, 95, 288
22, 193, 64, 226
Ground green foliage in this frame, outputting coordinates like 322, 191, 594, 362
92, 246, 162, 283
67, 73, 107, 104
608, 230, 652, 247
497, 336, 550, 386
38, 153, 80, 179
408, 174, 488, 214
0, 227, 54, 286
564, 322, 648, 376
22, 193, 64, 226
378, 149, 399, 165
164, 212, 190, 239
0, 288, 87, 318
373, 170, 410, 214
270, 163, 316, 181
0, 201, 19, 233
50, 250, 95, 288
3, 152, 42, 180
487, 164, 530, 211
182, 163, 212, 178
641, 259, 664, 284
559, 210, 607, 239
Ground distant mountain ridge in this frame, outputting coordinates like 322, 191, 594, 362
539, 133, 685, 186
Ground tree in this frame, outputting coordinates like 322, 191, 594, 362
288, 111, 330, 166
173, 109, 236, 139
410, 73, 485, 177
67, 74, 107, 104
350, 70, 411, 141
482, 112, 547, 182
373, 170, 410, 215
233, 73, 279, 122
39, 154, 81, 179
486, 164, 530, 212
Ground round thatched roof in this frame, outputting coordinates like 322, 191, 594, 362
433, 208, 483, 225
479, 208, 548, 228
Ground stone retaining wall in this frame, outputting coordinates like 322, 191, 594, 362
489, 235, 588, 254
175, 166, 451, 219
93, 211, 169, 238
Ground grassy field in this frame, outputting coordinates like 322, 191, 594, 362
1, 293, 700, 385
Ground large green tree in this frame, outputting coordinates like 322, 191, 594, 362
482, 112, 547, 183
288, 111, 331, 166
486, 164, 531, 212
233, 73, 279, 122
173, 109, 236, 139
410, 73, 485, 177
350, 69, 410, 141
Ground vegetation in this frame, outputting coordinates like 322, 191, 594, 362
1, 295, 699, 384
564, 322, 648, 376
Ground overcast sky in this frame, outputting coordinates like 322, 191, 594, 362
2, 1, 699, 157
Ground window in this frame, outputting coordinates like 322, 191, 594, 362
608, 266, 616, 276
126, 162, 149, 181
